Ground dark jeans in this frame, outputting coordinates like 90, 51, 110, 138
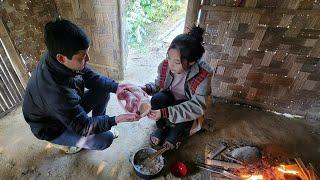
51, 89, 114, 150
150, 91, 193, 148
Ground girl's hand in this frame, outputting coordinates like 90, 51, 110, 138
138, 85, 149, 97
139, 85, 146, 92
147, 110, 161, 120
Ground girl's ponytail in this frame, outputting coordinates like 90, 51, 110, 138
169, 26, 205, 63
188, 26, 204, 44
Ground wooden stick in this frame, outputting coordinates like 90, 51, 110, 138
205, 144, 211, 159
141, 146, 169, 168
308, 163, 319, 180
208, 143, 227, 159
194, 161, 241, 180
309, 169, 316, 180
221, 153, 244, 165
206, 159, 244, 169
148, 146, 168, 161
294, 158, 310, 180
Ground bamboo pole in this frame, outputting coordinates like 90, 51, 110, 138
184, 0, 202, 33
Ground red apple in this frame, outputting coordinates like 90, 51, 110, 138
170, 161, 188, 177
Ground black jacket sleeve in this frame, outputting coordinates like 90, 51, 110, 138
81, 66, 118, 93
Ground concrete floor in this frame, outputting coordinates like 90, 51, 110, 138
1, 14, 320, 180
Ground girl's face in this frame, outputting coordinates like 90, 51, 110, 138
167, 48, 187, 74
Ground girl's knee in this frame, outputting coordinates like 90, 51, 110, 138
150, 96, 161, 109
151, 95, 169, 109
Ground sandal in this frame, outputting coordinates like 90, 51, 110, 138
150, 128, 168, 149
50, 143, 83, 154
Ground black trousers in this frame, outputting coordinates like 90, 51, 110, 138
150, 91, 193, 148
51, 88, 113, 150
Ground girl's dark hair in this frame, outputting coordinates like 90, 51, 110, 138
44, 18, 90, 59
168, 26, 205, 63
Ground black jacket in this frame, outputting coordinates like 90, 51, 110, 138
22, 52, 118, 141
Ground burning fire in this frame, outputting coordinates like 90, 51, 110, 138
277, 164, 299, 175
241, 174, 264, 180
240, 164, 301, 180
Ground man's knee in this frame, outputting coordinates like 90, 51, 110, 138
98, 141, 112, 150
93, 131, 114, 150
94, 90, 110, 106
151, 96, 161, 109
103, 92, 110, 103
97, 89, 110, 101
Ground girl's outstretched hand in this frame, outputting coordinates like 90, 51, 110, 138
139, 85, 146, 92
147, 110, 161, 120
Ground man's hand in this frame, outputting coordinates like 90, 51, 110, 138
147, 110, 161, 120
115, 113, 141, 124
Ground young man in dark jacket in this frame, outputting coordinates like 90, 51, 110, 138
22, 19, 140, 153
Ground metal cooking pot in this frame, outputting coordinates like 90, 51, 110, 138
130, 147, 166, 179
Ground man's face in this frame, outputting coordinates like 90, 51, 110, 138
57, 48, 90, 71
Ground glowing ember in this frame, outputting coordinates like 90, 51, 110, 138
240, 164, 304, 180
277, 164, 299, 175
241, 174, 264, 180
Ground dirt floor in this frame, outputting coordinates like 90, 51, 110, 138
1, 4, 320, 180
1, 98, 320, 179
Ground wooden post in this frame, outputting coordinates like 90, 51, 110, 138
184, 0, 202, 33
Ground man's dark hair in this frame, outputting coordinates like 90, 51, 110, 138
44, 18, 90, 59
168, 26, 205, 63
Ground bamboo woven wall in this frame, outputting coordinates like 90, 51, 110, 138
200, 0, 320, 120
54, 0, 126, 80
0, 0, 58, 72
1, 0, 126, 80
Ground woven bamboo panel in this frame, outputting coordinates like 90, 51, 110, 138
200, 0, 320, 120
0, 0, 58, 73
54, 0, 126, 80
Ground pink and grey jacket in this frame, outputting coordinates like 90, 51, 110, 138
145, 59, 213, 135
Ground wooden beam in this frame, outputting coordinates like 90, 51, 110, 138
201, 5, 320, 16
184, 0, 201, 33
